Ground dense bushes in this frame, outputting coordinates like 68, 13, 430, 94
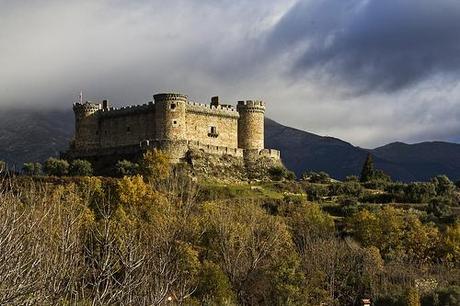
115, 160, 139, 176
268, 165, 296, 181
2, 152, 458, 304
301, 171, 331, 183
22, 162, 42, 175
0, 174, 459, 305
43, 158, 69, 176
42, 158, 94, 177
69, 159, 93, 176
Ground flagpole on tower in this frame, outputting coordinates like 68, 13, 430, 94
79, 90, 83, 103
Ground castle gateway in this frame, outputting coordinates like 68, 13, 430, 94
66, 93, 280, 164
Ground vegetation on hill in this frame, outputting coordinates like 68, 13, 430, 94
0, 150, 459, 305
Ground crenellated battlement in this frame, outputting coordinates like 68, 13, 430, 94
153, 93, 188, 102
186, 101, 239, 118
98, 103, 155, 118
73, 102, 102, 116
237, 100, 265, 113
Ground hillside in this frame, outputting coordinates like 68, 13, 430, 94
265, 119, 460, 182
264, 118, 369, 179
373, 141, 460, 182
0, 109, 73, 169
0, 108, 459, 182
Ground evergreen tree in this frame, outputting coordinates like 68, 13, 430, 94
115, 160, 139, 176
69, 160, 93, 176
43, 158, 69, 177
22, 162, 42, 176
360, 153, 375, 182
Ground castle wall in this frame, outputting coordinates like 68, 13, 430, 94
185, 111, 238, 148
98, 110, 155, 148
188, 141, 244, 157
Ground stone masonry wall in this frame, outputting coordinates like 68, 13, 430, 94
99, 109, 155, 148
185, 111, 238, 148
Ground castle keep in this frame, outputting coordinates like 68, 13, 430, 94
67, 93, 280, 165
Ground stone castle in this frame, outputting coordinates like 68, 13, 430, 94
66, 93, 280, 166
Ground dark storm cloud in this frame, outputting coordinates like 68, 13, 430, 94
0, 0, 459, 147
268, 0, 460, 92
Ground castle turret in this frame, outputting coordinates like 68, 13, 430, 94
237, 100, 265, 150
73, 102, 102, 149
154, 93, 187, 141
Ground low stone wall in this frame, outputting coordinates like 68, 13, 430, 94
243, 148, 281, 161
187, 141, 244, 158
259, 148, 281, 159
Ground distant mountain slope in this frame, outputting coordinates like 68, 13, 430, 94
265, 119, 460, 181
372, 142, 460, 182
0, 109, 459, 182
0, 109, 73, 170
264, 118, 369, 179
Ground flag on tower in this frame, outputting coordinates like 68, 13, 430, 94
79, 91, 83, 103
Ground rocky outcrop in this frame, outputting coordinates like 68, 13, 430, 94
184, 149, 282, 182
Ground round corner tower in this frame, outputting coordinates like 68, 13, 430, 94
153, 93, 187, 141
237, 100, 265, 150
72, 102, 102, 149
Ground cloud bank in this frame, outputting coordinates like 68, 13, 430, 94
0, 0, 459, 147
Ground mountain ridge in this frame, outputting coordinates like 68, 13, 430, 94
1, 108, 459, 182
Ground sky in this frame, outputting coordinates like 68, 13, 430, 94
1, 0, 460, 148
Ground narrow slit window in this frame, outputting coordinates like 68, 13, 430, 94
208, 126, 218, 137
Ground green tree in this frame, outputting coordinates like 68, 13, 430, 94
284, 203, 335, 248
194, 261, 236, 304
302, 171, 331, 183
427, 197, 453, 218
372, 169, 392, 182
404, 183, 436, 203
268, 166, 287, 181
22, 162, 42, 176
285, 170, 297, 181
422, 286, 460, 306
115, 160, 139, 176
69, 159, 93, 176
432, 175, 456, 198
350, 207, 441, 263
360, 153, 375, 182
43, 158, 69, 176
201, 201, 297, 304
140, 149, 171, 180
340, 196, 359, 217
443, 223, 460, 263
360, 154, 391, 184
